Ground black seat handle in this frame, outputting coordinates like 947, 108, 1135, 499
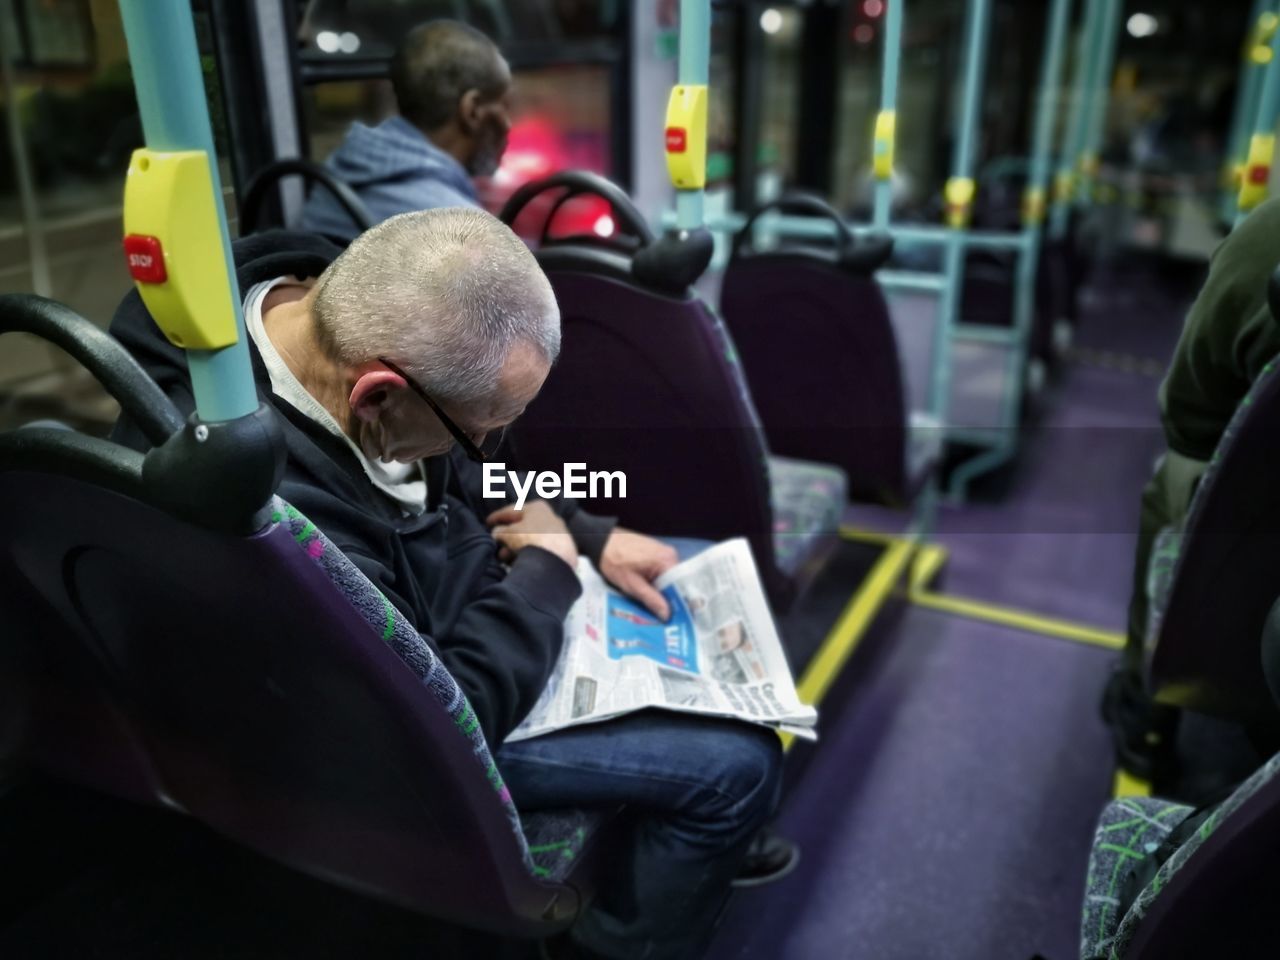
498, 171, 657, 247
0, 294, 183, 446
536, 186, 639, 247
731, 191, 852, 260
240, 158, 376, 236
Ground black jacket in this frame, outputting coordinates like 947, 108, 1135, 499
109, 230, 614, 746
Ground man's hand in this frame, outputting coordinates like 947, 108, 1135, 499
599, 528, 679, 620
487, 501, 579, 570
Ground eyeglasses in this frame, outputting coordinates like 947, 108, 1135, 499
377, 357, 488, 463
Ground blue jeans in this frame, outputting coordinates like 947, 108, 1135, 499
497, 712, 783, 959
497, 537, 782, 959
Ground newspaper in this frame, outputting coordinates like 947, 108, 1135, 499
506, 538, 818, 743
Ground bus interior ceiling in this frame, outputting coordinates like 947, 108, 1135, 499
3, 0, 1279, 958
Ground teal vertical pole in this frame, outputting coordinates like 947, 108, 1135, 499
948, 0, 993, 194
931, 0, 992, 435
1026, 0, 1074, 222
675, 0, 710, 230
963, 0, 1075, 500
1078, 0, 1123, 204
1012, 0, 1074, 382
1254, 17, 1280, 130
1221, 1, 1274, 222
873, 0, 905, 230
1235, 14, 1280, 227
1051, 0, 1104, 238
117, 0, 257, 422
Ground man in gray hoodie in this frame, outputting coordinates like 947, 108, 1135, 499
300, 20, 511, 241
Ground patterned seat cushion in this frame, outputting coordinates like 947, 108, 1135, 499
767, 455, 848, 577
270, 497, 607, 882
1081, 750, 1280, 959
1144, 524, 1181, 646
1080, 796, 1192, 960
907, 410, 944, 486
520, 807, 605, 883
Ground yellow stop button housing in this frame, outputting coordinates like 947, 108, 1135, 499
1239, 133, 1275, 213
123, 149, 238, 350
665, 84, 708, 190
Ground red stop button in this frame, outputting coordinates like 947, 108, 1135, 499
665, 126, 687, 153
1248, 164, 1271, 185
123, 234, 167, 284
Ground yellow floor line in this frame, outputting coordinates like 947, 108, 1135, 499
841, 527, 1124, 649
781, 539, 915, 751
909, 544, 949, 593
910, 591, 1125, 650
839, 528, 947, 593
1112, 768, 1153, 798
838, 525, 899, 547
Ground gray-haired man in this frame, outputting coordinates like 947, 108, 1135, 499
109, 209, 784, 959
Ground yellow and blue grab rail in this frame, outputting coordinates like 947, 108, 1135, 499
117, 0, 255, 424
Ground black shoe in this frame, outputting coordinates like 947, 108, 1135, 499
1100, 666, 1178, 781
732, 828, 799, 888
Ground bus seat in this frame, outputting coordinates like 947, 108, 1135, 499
720, 193, 937, 506
960, 250, 1017, 328
970, 166, 1068, 368
1080, 596, 1280, 958
1079, 728, 1280, 956
1, 561, 164, 809
0, 295, 606, 937
499, 172, 848, 613
961, 246, 1065, 377
1145, 350, 1280, 723
768, 455, 847, 580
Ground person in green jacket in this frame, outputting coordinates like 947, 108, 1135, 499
1107, 196, 1280, 778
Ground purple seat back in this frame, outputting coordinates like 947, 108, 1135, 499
720, 252, 912, 504
0, 551, 162, 806
509, 245, 785, 603
960, 250, 1016, 328
1, 461, 587, 937
962, 248, 1060, 366
1148, 357, 1280, 721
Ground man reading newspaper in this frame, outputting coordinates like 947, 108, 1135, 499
108, 211, 806, 960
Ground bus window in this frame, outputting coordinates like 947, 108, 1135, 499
756, 6, 802, 200
0, 0, 137, 431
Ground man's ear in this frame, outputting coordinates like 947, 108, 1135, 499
349, 368, 405, 424
458, 88, 483, 133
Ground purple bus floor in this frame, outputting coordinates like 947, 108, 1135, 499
851, 268, 1189, 631
708, 604, 1115, 960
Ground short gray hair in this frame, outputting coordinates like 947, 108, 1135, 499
391, 21, 506, 130
312, 208, 560, 404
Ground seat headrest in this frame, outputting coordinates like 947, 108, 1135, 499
838, 234, 894, 274
632, 229, 714, 294
732, 192, 893, 277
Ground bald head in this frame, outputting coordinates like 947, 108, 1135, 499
312, 207, 559, 406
